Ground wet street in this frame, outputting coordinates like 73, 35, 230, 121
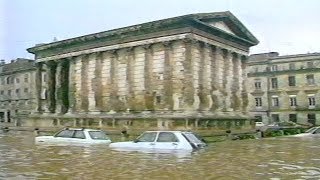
1, 130, 320, 179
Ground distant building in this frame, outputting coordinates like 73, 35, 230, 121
26, 11, 258, 130
248, 52, 320, 126
0, 58, 37, 125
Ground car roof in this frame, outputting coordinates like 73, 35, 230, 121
144, 131, 193, 133
63, 128, 103, 131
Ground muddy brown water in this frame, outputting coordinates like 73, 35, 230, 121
0, 130, 319, 179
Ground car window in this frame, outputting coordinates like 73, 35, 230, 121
55, 130, 74, 138
313, 128, 320, 134
157, 132, 178, 142
306, 127, 317, 133
136, 132, 157, 142
88, 131, 108, 140
73, 130, 85, 139
183, 132, 204, 144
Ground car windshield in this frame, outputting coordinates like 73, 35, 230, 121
183, 132, 204, 144
55, 130, 74, 138
136, 132, 157, 142
305, 127, 317, 133
88, 131, 109, 140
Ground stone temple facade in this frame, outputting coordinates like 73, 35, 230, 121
26, 11, 258, 131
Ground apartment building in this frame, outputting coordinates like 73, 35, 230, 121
248, 52, 320, 126
0, 58, 37, 125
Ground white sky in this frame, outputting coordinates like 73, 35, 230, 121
1, 0, 319, 61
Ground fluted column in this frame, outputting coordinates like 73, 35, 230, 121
55, 61, 62, 114
68, 57, 76, 113
199, 42, 211, 111
211, 47, 224, 111
223, 50, 233, 111
163, 41, 174, 110
143, 44, 155, 110
232, 53, 242, 111
182, 38, 195, 109
126, 47, 135, 111
35, 62, 43, 113
80, 55, 89, 112
46, 61, 57, 113
93, 52, 103, 112
55, 59, 70, 114
241, 56, 249, 112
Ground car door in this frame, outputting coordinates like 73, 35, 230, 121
154, 132, 179, 150
134, 132, 158, 149
53, 130, 75, 143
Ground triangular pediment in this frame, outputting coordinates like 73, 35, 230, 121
191, 11, 259, 46
206, 20, 236, 35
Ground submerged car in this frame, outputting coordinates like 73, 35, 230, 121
291, 126, 320, 137
109, 131, 206, 151
35, 128, 112, 144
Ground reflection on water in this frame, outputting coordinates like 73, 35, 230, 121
1, 131, 320, 179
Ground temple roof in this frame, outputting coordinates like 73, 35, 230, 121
27, 11, 259, 54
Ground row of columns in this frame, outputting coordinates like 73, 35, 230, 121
34, 38, 248, 114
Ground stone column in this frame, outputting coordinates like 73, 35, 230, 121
231, 53, 242, 111
163, 41, 174, 110
87, 53, 97, 113
223, 49, 233, 111
182, 38, 195, 109
80, 55, 89, 112
68, 57, 76, 114
143, 44, 155, 110
60, 60, 69, 114
93, 52, 103, 112
199, 42, 211, 111
108, 50, 121, 111
126, 47, 135, 111
241, 56, 249, 112
55, 61, 62, 114
211, 47, 224, 111
35, 62, 43, 113
46, 61, 57, 113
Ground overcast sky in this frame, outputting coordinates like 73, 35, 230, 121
1, 0, 319, 61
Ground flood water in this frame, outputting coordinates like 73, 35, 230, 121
0, 130, 320, 179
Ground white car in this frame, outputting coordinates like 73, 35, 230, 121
35, 128, 112, 145
291, 126, 320, 137
109, 131, 206, 151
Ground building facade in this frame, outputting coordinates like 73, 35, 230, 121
0, 59, 37, 125
26, 12, 258, 131
248, 52, 320, 126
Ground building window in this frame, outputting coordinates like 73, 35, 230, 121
1, 78, 4, 85
289, 96, 297, 106
16, 78, 20, 84
0, 90, 4, 95
10, 77, 14, 84
272, 96, 279, 107
15, 89, 20, 95
271, 114, 280, 122
254, 81, 261, 90
8, 90, 11, 96
6, 77, 10, 84
289, 63, 295, 70
255, 97, 262, 107
271, 65, 278, 71
24, 74, 29, 83
307, 114, 316, 125
308, 96, 316, 106
288, 76, 296, 86
306, 74, 315, 85
271, 78, 278, 88
254, 115, 263, 122
289, 114, 297, 123
307, 61, 314, 68
24, 88, 29, 93
156, 96, 161, 104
